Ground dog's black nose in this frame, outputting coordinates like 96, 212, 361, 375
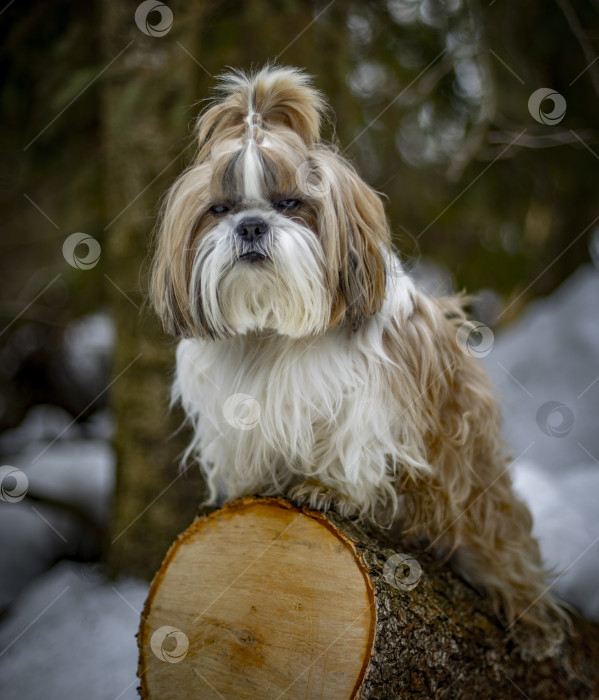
235, 217, 269, 242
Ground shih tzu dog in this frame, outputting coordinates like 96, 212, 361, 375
150, 65, 566, 635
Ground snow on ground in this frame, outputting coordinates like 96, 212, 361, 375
0, 266, 598, 699
0, 405, 83, 455
484, 264, 599, 620
0, 438, 114, 612
62, 313, 116, 393
0, 562, 147, 700
513, 460, 599, 620
485, 264, 599, 475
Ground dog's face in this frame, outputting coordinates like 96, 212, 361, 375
151, 66, 389, 339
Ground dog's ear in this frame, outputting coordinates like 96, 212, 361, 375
150, 164, 216, 339
308, 150, 388, 329
149, 185, 195, 338
196, 65, 327, 157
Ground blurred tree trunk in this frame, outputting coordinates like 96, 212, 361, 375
100, 0, 210, 579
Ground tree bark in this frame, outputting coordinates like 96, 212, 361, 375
138, 497, 599, 699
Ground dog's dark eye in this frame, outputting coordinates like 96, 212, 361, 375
210, 204, 230, 215
275, 199, 301, 212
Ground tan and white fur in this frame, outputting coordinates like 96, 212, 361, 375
151, 65, 567, 637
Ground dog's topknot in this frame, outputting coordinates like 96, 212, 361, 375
196, 64, 328, 156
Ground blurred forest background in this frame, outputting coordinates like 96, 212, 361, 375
1, 0, 598, 582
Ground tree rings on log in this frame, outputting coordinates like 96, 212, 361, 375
138, 498, 375, 698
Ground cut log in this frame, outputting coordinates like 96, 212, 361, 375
138, 497, 599, 699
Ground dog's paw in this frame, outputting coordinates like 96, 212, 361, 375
287, 479, 359, 517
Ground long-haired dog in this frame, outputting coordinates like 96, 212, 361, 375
151, 65, 567, 638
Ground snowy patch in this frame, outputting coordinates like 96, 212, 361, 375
0, 562, 147, 700
0, 404, 82, 455
484, 264, 599, 620
513, 460, 599, 620
485, 265, 599, 474
0, 440, 114, 612
63, 312, 115, 389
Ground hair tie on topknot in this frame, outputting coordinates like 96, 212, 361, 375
243, 112, 263, 143
195, 64, 328, 159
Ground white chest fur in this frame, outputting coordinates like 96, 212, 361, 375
174, 272, 426, 516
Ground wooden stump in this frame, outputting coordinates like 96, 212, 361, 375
138, 497, 599, 699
